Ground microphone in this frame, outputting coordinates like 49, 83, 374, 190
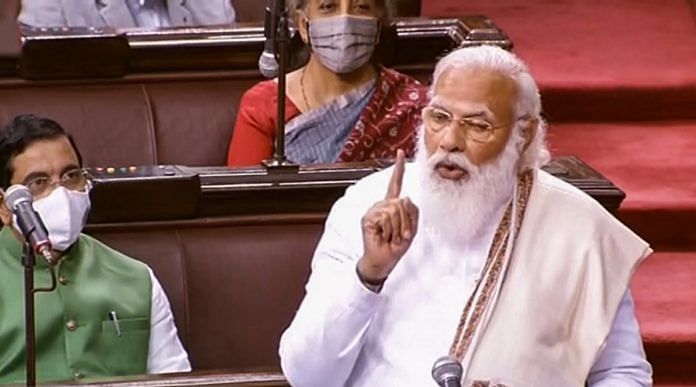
3, 185, 54, 265
432, 356, 463, 387
258, 0, 278, 78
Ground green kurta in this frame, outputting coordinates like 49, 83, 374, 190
0, 227, 152, 384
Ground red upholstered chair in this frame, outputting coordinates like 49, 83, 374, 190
393, 0, 421, 17
0, 0, 19, 21
231, 0, 265, 23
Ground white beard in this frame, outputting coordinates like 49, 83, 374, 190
414, 126, 525, 244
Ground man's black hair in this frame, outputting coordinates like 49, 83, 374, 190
0, 114, 83, 189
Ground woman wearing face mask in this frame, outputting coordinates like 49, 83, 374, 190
227, 0, 428, 166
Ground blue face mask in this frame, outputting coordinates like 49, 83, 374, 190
307, 15, 380, 74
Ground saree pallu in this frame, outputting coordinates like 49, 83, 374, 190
338, 67, 428, 162
285, 67, 428, 164
285, 79, 376, 164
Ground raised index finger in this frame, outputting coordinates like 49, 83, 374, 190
385, 149, 406, 199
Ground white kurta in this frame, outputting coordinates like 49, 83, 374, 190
279, 165, 652, 387
146, 268, 191, 373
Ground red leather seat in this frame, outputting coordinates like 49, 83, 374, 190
0, 76, 260, 167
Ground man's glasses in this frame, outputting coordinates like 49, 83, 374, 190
422, 106, 513, 144
23, 168, 88, 198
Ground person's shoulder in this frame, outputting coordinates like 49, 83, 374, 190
379, 67, 428, 105
531, 169, 651, 264
534, 170, 608, 211
380, 67, 427, 91
237, 80, 281, 122
241, 79, 279, 101
78, 234, 149, 272
536, 169, 598, 202
533, 169, 636, 235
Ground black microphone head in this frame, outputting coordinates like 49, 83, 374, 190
4, 184, 54, 263
258, 50, 279, 78
432, 356, 463, 386
3, 184, 32, 211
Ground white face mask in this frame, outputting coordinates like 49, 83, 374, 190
13, 185, 91, 252
307, 14, 379, 74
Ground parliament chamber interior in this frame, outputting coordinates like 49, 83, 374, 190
0, 0, 695, 386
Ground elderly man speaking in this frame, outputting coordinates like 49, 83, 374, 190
279, 45, 652, 386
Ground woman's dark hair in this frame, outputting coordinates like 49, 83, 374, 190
288, 0, 393, 25
0, 114, 83, 189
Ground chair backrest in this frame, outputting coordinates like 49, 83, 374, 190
0, 0, 19, 22
231, 0, 266, 23
0, 75, 260, 167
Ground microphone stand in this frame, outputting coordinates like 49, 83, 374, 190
22, 243, 37, 387
22, 243, 57, 386
262, 0, 299, 173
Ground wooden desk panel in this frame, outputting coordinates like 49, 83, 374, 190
8, 369, 288, 387
86, 156, 625, 225
4, 16, 511, 80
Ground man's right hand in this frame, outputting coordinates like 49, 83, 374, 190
357, 150, 419, 283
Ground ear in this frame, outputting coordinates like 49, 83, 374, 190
0, 193, 11, 227
519, 117, 538, 154
295, 11, 310, 45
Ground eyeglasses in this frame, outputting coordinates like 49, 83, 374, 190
23, 168, 88, 198
422, 106, 513, 144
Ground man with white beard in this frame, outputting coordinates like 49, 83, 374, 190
279, 45, 653, 387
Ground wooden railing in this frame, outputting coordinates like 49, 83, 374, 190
1, 16, 511, 80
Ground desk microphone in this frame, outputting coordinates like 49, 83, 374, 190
432, 356, 463, 387
3, 185, 54, 265
258, 0, 279, 78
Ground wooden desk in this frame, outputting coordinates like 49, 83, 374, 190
10, 369, 288, 387
86, 156, 626, 224
4, 16, 510, 80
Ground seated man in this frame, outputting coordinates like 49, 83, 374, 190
279, 45, 653, 386
19, 0, 236, 28
0, 115, 191, 383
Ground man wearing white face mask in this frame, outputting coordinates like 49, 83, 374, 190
228, 0, 428, 166
0, 115, 191, 384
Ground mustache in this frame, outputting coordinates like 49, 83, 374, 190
426, 150, 478, 174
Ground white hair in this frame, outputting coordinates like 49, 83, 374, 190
430, 45, 550, 170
